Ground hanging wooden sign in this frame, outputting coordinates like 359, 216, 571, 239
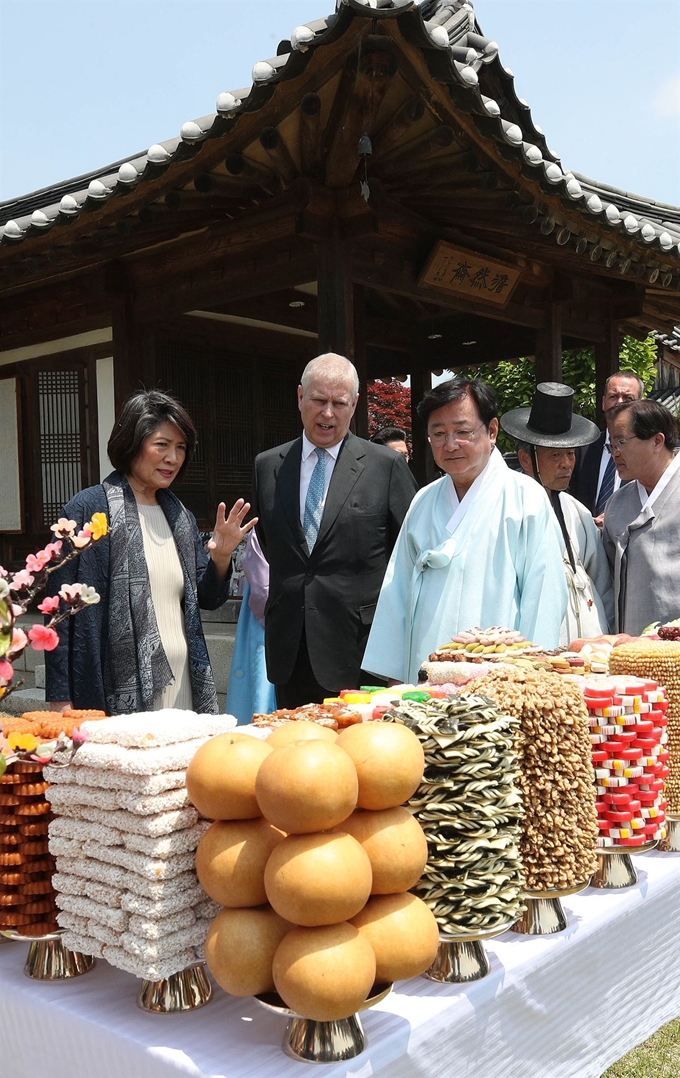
418, 241, 522, 306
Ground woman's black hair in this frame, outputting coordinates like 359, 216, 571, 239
609, 399, 678, 452
107, 389, 197, 480
416, 377, 498, 427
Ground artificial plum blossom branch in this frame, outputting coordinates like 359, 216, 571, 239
0, 513, 107, 702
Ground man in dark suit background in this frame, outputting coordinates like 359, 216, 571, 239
252, 353, 417, 708
570, 370, 643, 527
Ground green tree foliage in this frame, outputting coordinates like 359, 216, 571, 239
367, 379, 412, 438
455, 334, 658, 452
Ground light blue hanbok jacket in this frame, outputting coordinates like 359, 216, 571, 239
362, 449, 567, 684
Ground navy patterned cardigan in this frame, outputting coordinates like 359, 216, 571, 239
44, 476, 230, 711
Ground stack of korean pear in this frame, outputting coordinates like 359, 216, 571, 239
189, 720, 440, 1021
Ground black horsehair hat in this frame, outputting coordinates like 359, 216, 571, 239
500, 382, 600, 449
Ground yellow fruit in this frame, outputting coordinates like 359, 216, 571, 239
186, 733, 272, 820
205, 906, 292, 996
196, 818, 285, 907
336, 722, 424, 810
350, 892, 440, 982
255, 740, 358, 833
273, 922, 376, 1021
338, 807, 428, 894
264, 831, 372, 926
266, 720, 338, 748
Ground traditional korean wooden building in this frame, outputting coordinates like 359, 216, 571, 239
1, 0, 679, 565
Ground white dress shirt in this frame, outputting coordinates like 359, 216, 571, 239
299, 434, 342, 527
596, 432, 622, 502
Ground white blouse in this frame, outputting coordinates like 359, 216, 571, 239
138, 504, 193, 710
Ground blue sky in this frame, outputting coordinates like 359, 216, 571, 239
0, 0, 678, 206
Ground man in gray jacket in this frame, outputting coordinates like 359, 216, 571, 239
602, 399, 680, 634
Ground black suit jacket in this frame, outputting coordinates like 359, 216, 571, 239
570, 430, 606, 515
252, 432, 418, 690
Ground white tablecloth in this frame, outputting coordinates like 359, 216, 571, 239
2, 850, 680, 1078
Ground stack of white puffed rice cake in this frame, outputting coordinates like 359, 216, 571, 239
44, 710, 236, 981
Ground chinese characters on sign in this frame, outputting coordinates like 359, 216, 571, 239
418, 241, 522, 307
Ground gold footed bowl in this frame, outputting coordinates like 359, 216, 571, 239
510, 879, 591, 936
255, 982, 392, 1063
137, 963, 213, 1013
592, 840, 658, 889
0, 928, 96, 979
425, 921, 515, 983
658, 814, 680, 853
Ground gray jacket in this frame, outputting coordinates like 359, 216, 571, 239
602, 455, 680, 634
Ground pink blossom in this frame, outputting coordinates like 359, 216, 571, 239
38, 595, 60, 615
44, 541, 63, 560
28, 624, 60, 651
26, 550, 50, 572
7, 627, 28, 659
25, 551, 50, 577
50, 518, 77, 537
0, 565, 7, 577
80, 523, 92, 538
0, 659, 13, 681
11, 569, 34, 590
59, 583, 83, 603
70, 532, 91, 549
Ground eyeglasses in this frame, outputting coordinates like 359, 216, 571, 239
606, 435, 639, 454
428, 424, 486, 447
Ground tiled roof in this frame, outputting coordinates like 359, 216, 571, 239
1, 0, 679, 268
654, 325, 680, 353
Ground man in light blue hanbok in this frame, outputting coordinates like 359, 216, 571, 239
362, 378, 567, 685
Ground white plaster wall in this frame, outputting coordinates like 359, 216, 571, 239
96, 356, 115, 480
0, 328, 113, 367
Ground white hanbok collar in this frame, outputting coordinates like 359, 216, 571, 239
635, 449, 680, 512
445, 447, 505, 534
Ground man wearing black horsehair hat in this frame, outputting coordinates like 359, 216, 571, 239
501, 382, 614, 646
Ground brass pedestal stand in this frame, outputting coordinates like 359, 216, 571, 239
425, 922, 515, 983
0, 929, 96, 979
510, 880, 590, 936
659, 814, 680, 852
137, 963, 213, 1013
255, 983, 392, 1063
592, 840, 658, 889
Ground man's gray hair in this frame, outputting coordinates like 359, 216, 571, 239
300, 354, 360, 397
515, 439, 534, 455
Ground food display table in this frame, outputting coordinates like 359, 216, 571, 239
2, 850, 680, 1078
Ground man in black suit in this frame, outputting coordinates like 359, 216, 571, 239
252, 353, 417, 708
570, 370, 643, 527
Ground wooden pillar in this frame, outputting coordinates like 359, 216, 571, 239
595, 316, 621, 426
353, 285, 369, 439
316, 222, 354, 359
410, 368, 434, 488
109, 262, 142, 411
534, 303, 562, 384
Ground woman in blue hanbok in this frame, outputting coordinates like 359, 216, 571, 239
226, 530, 276, 723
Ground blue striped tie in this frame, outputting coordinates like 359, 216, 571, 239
596, 453, 616, 515
303, 448, 327, 551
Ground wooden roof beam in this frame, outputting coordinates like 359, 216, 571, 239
370, 95, 425, 159
324, 46, 398, 189
299, 93, 322, 176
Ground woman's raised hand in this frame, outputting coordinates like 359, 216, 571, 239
207, 499, 258, 576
